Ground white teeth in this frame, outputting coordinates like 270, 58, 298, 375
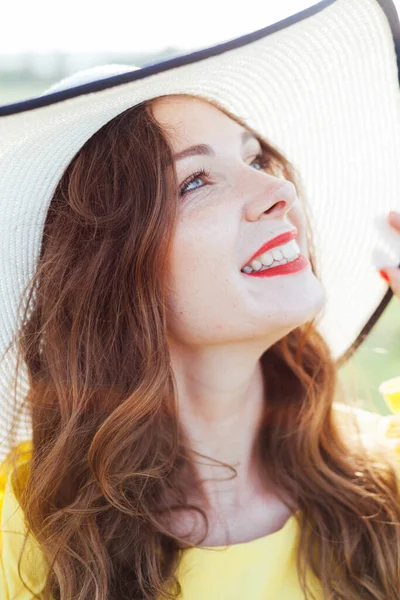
282, 240, 299, 260
259, 252, 274, 266
272, 249, 283, 261
242, 239, 301, 274
250, 259, 262, 271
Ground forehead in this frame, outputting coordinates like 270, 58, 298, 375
151, 95, 248, 148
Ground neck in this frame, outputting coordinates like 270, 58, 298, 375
169, 342, 267, 506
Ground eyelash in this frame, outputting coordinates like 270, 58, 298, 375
179, 152, 271, 197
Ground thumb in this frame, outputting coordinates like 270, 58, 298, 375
380, 266, 400, 299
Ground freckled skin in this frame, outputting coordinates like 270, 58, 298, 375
151, 96, 325, 541
152, 96, 325, 350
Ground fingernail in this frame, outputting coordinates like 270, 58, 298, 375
379, 269, 390, 282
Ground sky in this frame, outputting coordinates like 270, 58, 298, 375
1, 0, 323, 54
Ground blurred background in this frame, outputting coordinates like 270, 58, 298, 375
1, 0, 400, 415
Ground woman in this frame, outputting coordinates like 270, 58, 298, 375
1, 1, 400, 599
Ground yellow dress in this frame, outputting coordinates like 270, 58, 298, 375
1, 403, 400, 600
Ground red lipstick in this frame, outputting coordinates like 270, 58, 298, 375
243, 229, 297, 269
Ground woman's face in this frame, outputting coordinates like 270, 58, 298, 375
152, 96, 325, 351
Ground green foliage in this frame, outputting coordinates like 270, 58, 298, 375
338, 296, 400, 415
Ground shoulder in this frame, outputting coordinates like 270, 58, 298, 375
332, 402, 391, 435
0, 440, 48, 598
0, 440, 33, 546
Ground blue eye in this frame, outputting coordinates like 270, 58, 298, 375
179, 169, 208, 197
251, 153, 270, 170
179, 152, 270, 198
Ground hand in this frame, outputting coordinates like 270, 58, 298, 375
379, 211, 400, 300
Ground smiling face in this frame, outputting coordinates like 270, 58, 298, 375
151, 95, 325, 352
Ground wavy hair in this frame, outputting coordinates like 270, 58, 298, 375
3, 96, 400, 599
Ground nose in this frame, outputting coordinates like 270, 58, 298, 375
243, 173, 297, 222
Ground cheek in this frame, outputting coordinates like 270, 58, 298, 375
164, 227, 240, 338
287, 203, 309, 258
167, 214, 231, 290
165, 268, 238, 343
166, 243, 228, 310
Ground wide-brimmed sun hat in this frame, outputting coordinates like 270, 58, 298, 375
0, 0, 400, 458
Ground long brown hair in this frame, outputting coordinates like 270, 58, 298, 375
3, 96, 400, 599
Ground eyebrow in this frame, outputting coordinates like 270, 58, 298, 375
173, 130, 259, 162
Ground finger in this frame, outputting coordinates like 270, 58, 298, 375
381, 266, 400, 299
388, 211, 400, 231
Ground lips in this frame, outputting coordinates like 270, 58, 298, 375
243, 229, 298, 269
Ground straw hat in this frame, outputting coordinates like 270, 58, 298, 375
0, 0, 400, 458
